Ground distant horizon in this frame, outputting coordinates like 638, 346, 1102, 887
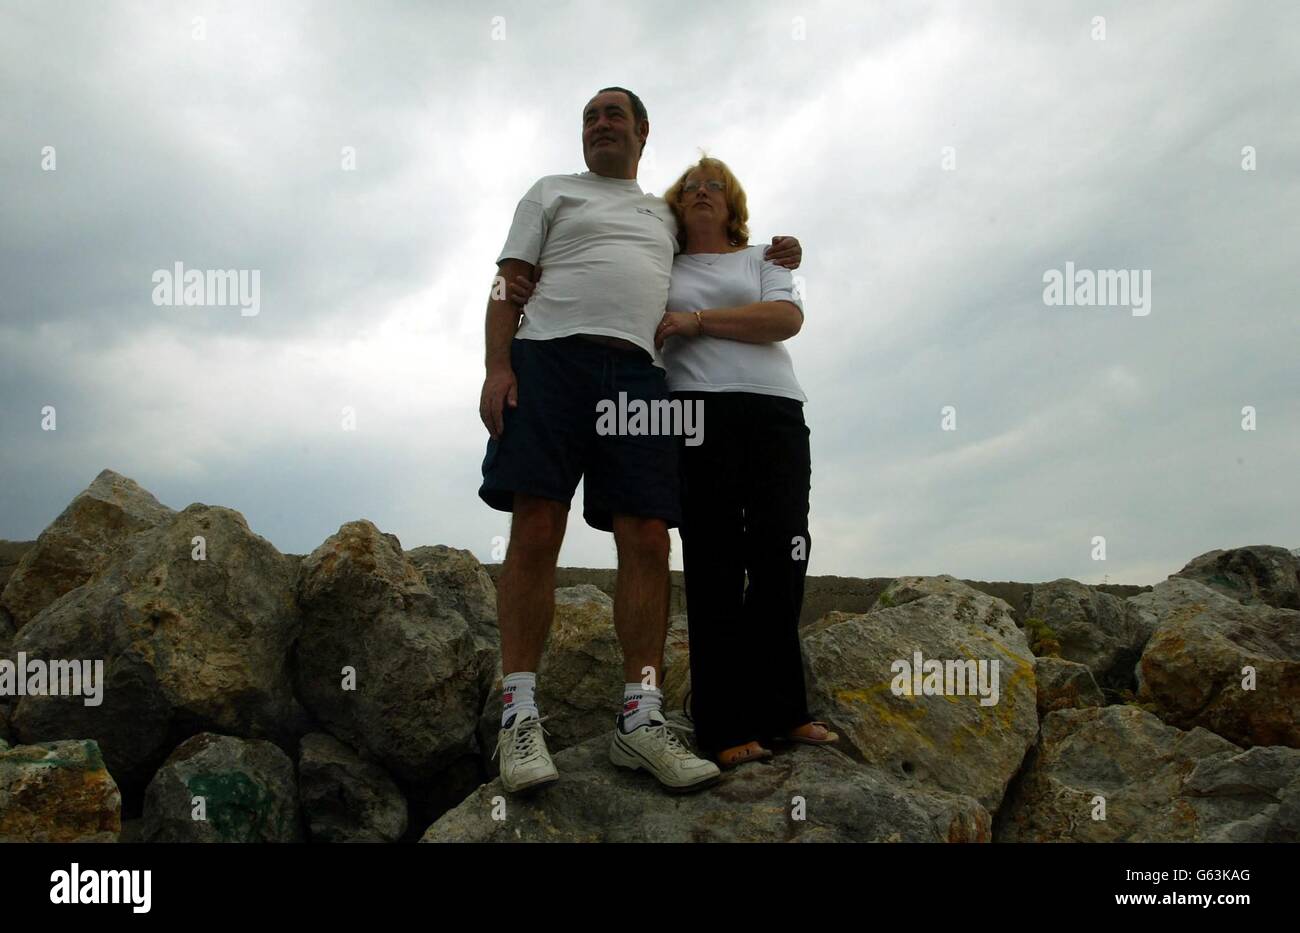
10, 465, 1298, 590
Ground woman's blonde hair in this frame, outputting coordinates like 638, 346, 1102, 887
663, 153, 749, 249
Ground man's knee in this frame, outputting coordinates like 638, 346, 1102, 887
508, 495, 569, 557
612, 515, 670, 563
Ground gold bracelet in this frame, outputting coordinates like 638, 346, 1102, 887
694, 310, 704, 336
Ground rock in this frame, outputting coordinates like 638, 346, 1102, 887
9, 504, 305, 788
871, 573, 990, 609
0, 540, 35, 592
0, 739, 121, 842
0, 706, 9, 748
1131, 577, 1300, 748
1172, 545, 1300, 611
1034, 656, 1105, 715
0, 605, 11, 742
295, 520, 490, 805
406, 545, 500, 649
995, 705, 1300, 842
0, 605, 12, 661
298, 732, 407, 843
1181, 745, 1300, 841
1, 470, 175, 629
803, 576, 1038, 813
140, 733, 302, 842
1022, 579, 1154, 692
661, 613, 691, 717
422, 737, 990, 842
479, 585, 623, 761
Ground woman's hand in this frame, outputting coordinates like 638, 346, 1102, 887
506, 266, 541, 307
655, 310, 702, 349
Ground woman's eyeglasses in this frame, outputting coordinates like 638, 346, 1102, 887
682, 180, 725, 193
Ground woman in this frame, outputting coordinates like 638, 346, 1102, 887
507, 156, 835, 768
655, 156, 834, 768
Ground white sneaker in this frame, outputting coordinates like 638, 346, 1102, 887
492, 714, 559, 794
609, 711, 721, 793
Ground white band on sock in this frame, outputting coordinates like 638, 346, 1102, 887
502, 671, 539, 727
621, 682, 663, 730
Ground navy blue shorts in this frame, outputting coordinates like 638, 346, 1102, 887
478, 335, 682, 532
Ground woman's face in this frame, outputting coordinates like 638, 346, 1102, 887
679, 168, 728, 229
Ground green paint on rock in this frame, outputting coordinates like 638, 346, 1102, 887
186, 771, 280, 842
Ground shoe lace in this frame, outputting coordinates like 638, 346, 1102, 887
647, 715, 697, 759
492, 714, 551, 762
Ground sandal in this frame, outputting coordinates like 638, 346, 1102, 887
780, 721, 839, 745
716, 741, 774, 769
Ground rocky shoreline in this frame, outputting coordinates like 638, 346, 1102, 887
2, 469, 1297, 842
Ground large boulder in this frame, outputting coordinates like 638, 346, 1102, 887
1022, 579, 1155, 692
802, 576, 1038, 813
295, 521, 490, 807
869, 573, 987, 609
1131, 577, 1300, 747
9, 504, 305, 788
422, 738, 989, 843
298, 732, 407, 843
1033, 656, 1105, 716
0, 739, 121, 842
140, 733, 302, 842
1, 470, 175, 629
1172, 545, 1300, 611
996, 705, 1300, 842
406, 545, 500, 649
1181, 745, 1300, 842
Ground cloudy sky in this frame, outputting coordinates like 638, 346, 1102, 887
2, 0, 1296, 585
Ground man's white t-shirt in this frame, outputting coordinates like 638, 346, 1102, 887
662, 246, 807, 402
496, 171, 680, 368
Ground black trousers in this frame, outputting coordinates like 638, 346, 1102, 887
674, 390, 813, 756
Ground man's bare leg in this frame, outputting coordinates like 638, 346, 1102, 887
611, 514, 670, 685
491, 494, 567, 793
498, 494, 569, 674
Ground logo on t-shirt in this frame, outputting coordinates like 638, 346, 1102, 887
635, 207, 664, 222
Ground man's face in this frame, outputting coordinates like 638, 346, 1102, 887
582, 91, 646, 175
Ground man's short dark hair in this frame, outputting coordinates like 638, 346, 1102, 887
595, 86, 647, 155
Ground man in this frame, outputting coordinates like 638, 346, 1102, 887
478, 87, 801, 794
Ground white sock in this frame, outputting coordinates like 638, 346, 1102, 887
502, 671, 539, 727
620, 683, 663, 731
